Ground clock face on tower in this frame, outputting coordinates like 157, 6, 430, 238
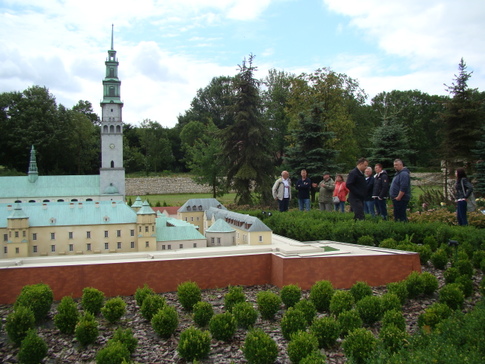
109, 143, 115, 149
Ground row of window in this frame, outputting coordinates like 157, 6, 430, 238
161, 243, 198, 250
4, 230, 137, 241
14, 198, 94, 203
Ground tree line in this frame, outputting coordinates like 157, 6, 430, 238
1, 57, 484, 204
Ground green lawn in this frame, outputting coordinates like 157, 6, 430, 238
126, 193, 237, 207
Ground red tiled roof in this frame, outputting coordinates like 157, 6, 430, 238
151, 206, 180, 215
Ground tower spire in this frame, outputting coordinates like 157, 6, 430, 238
111, 24, 114, 50
28, 145, 38, 183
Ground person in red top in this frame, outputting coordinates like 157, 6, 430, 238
333, 174, 349, 213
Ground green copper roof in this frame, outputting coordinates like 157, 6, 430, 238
0, 175, 101, 199
155, 215, 205, 241
137, 200, 156, 215
0, 201, 136, 228
206, 219, 235, 233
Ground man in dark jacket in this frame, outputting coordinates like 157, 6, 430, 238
372, 163, 390, 220
389, 159, 411, 222
346, 157, 368, 220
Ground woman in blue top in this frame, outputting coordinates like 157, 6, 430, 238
455, 168, 473, 226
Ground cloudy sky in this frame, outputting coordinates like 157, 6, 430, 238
1, 0, 484, 127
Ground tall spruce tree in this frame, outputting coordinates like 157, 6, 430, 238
220, 54, 274, 205
284, 103, 338, 177
438, 58, 482, 170
472, 124, 485, 196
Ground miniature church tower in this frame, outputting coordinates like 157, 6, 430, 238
100, 25, 125, 198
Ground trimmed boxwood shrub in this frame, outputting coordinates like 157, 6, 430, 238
192, 301, 214, 327
405, 271, 425, 299
287, 331, 319, 364
294, 299, 317, 325
330, 290, 355, 317
386, 281, 408, 304
224, 285, 246, 312
75, 312, 98, 346
299, 351, 327, 364
232, 301, 258, 329
415, 244, 432, 265
281, 307, 307, 340
381, 309, 406, 331
379, 324, 409, 353
177, 281, 201, 311
54, 296, 79, 334
81, 287, 104, 316
95, 340, 130, 364
281, 284, 302, 308
111, 327, 138, 354
380, 293, 402, 313
453, 259, 474, 277
140, 294, 166, 321
209, 312, 237, 342
472, 250, 485, 269
356, 295, 383, 325
430, 248, 448, 270
309, 316, 340, 349
257, 291, 281, 320
455, 275, 474, 297
101, 297, 126, 324
18, 329, 48, 364
5, 306, 35, 346
444, 266, 460, 284
439, 283, 465, 310
423, 235, 438, 252
357, 235, 374, 246
134, 284, 155, 307
420, 271, 439, 296
309, 280, 334, 312
14, 283, 53, 323
379, 238, 398, 249
151, 305, 179, 339
243, 328, 278, 364
177, 327, 211, 362
417, 302, 453, 330
342, 328, 377, 364
337, 309, 363, 337
350, 281, 373, 303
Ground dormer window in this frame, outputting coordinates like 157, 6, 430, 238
187, 206, 191, 211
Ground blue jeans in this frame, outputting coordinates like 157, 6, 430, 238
457, 200, 468, 225
364, 200, 376, 217
375, 198, 388, 220
392, 199, 408, 222
298, 198, 311, 211
278, 198, 290, 212
334, 201, 345, 213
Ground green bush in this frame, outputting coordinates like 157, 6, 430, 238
342, 328, 377, 364
423, 235, 438, 251
357, 235, 374, 246
75, 312, 99, 346
420, 271, 439, 296
134, 284, 155, 307
439, 283, 465, 310
386, 281, 408, 304
415, 244, 432, 265
379, 238, 398, 249
101, 297, 126, 324
379, 324, 409, 353
309, 316, 340, 349
380, 293, 402, 313
299, 351, 327, 364
95, 340, 130, 364
224, 285, 246, 312
14, 283, 53, 323
177, 327, 211, 362
281, 307, 307, 340
337, 309, 363, 337
417, 302, 453, 330
356, 295, 383, 325
281, 284, 302, 308
287, 331, 319, 364
192, 301, 214, 327
81, 287, 105, 316
140, 294, 166, 321
54, 296, 79, 334
455, 275, 474, 297
350, 281, 373, 303
329, 290, 355, 317
480, 276, 485, 296
177, 281, 202, 311
209, 312, 237, 342
243, 328, 278, 364
453, 259, 474, 277
257, 290, 282, 320
111, 327, 138, 354
472, 250, 485, 269
294, 299, 317, 325
444, 266, 460, 284
381, 309, 405, 331
18, 329, 47, 364
309, 280, 334, 312
6, 306, 35, 346
430, 248, 448, 270
151, 305, 179, 339
232, 301, 258, 329
405, 271, 425, 299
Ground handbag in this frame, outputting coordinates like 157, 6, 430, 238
461, 179, 476, 212
333, 183, 342, 204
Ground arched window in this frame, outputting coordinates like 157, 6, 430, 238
111, 161, 115, 168
109, 86, 115, 96
103, 125, 108, 133
116, 125, 121, 133
110, 125, 115, 133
